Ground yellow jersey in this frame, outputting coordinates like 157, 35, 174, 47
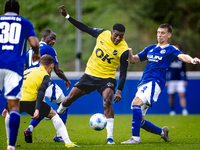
85, 30, 128, 79
20, 66, 49, 101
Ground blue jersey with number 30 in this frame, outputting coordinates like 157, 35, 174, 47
137, 44, 183, 90
0, 12, 36, 76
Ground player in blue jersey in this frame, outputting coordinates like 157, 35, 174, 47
121, 24, 200, 144
166, 44, 188, 116
0, 1, 39, 150
23, 29, 71, 143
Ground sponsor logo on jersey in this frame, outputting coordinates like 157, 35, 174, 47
147, 55, 162, 62
100, 41, 104, 45
96, 48, 114, 64
160, 50, 166, 54
113, 50, 118, 56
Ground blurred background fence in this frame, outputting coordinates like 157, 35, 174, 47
1, 71, 200, 115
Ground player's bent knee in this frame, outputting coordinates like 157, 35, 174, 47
47, 107, 57, 119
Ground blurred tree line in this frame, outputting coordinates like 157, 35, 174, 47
0, 0, 199, 71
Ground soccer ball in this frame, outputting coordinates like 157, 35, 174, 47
89, 113, 107, 131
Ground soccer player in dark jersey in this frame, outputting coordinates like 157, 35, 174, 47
166, 44, 188, 116
0, 1, 39, 150
57, 5, 129, 144
121, 24, 200, 144
23, 29, 70, 143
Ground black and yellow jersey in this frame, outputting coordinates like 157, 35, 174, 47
85, 30, 128, 78
68, 16, 129, 90
21, 66, 50, 102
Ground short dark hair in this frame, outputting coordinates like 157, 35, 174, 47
159, 24, 172, 33
40, 54, 54, 66
113, 23, 125, 32
42, 30, 52, 38
5, 0, 20, 14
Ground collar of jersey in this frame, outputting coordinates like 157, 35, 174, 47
4, 12, 18, 16
156, 44, 169, 49
39, 41, 47, 45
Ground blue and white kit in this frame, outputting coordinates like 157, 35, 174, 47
26, 42, 64, 104
0, 12, 37, 99
166, 60, 187, 94
133, 44, 183, 113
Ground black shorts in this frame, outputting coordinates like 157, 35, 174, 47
20, 101, 51, 117
74, 73, 117, 95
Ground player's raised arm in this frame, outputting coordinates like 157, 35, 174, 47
178, 54, 200, 64
128, 48, 140, 64
58, 5, 103, 38
58, 5, 68, 17
54, 65, 71, 90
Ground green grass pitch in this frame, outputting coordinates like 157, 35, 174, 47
0, 115, 200, 150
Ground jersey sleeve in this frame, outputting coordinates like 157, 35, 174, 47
137, 48, 148, 61
40, 46, 59, 65
68, 17, 105, 38
137, 45, 156, 61
35, 75, 51, 110
174, 49, 183, 60
26, 19, 37, 38
118, 50, 129, 91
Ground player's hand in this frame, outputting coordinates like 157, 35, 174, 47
192, 57, 200, 64
31, 109, 40, 119
114, 89, 122, 104
128, 48, 134, 64
32, 52, 40, 62
58, 5, 67, 17
65, 80, 71, 91
1, 109, 8, 118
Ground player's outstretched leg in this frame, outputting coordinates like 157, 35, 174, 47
141, 120, 170, 142
121, 105, 142, 144
51, 113, 78, 147
53, 108, 68, 142
160, 126, 170, 142
24, 116, 44, 143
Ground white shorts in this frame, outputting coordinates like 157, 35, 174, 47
45, 82, 65, 104
167, 80, 186, 94
132, 81, 161, 116
0, 69, 22, 100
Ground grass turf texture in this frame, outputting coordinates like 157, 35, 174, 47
0, 115, 200, 150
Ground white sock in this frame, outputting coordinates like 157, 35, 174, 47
28, 125, 34, 132
57, 104, 68, 114
106, 118, 114, 139
160, 129, 164, 136
5, 112, 10, 144
51, 114, 71, 144
132, 136, 141, 141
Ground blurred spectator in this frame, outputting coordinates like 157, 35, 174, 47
166, 44, 188, 116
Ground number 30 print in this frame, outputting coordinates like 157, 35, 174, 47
0, 22, 21, 44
